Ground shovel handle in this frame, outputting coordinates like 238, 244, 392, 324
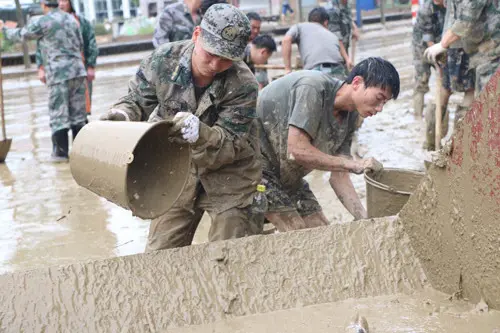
0, 38, 6, 141
435, 67, 442, 150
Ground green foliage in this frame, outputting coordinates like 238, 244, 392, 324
137, 25, 154, 35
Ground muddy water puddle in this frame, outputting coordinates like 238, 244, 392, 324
0, 21, 464, 274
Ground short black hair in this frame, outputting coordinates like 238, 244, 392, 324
200, 0, 228, 15
246, 12, 262, 22
308, 7, 329, 24
346, 57, 400, 99
252, 34, 277, 53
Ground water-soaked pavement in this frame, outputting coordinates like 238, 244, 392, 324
0, 21, 464, 274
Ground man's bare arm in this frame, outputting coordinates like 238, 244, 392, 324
329, 170, 367, 219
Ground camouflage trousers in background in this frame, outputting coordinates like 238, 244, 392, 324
312, 63, 348, 80
446, 48, 475, 92
48, 77, 88, 133
262, 168, 322, 218
412, 41, 453, 93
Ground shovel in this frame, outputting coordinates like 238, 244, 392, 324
0, 39, 12, 163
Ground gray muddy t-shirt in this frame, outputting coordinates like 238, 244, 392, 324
257, 71, 358, 188
286, 22, 344, 70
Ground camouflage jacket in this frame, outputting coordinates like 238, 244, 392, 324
3, 9, 86, 85
111, 40, 261, 210
152, 2, 200, 48
327, 0, 352, 47
448, 0, 499, 56
412, 0, 446, 46
35, 13, 98, 69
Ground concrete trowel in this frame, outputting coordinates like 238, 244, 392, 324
0, 40, 11, 163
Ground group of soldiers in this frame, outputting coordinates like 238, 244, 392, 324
0, 0, 98, 162
99, 1, 396, 251
412, 0, 499, 150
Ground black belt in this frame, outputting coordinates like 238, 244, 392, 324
319, 63, 339, 68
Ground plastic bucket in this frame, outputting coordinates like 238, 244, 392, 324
364, 168, 424, 218
70, 121, 191, 219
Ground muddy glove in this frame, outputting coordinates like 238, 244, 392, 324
352, 157, 383, 175
99, 109, 130, 121
424, 42, 447, 64
172, 112, 200, 144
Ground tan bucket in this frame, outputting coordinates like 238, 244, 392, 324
364, 168, 424, 218
70, 121, 191, 219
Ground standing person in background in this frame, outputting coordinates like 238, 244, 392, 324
200, 0, 228, 15
37, 0, 98, 117
281, 0, 295, 24
246, 12, 261, 42
246, 12, 270, 90
411, 0, 446, 117
0, 0, 87, 162
327, 0, 359, 55
282, 7, 352, 79
153, 0, 202, 48
243, 34, 277, 88
424, 0, 499, 96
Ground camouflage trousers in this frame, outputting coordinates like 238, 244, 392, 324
48, 77, 87, 133
145, 171, 262, 251
312, 63, 348, 80
445, 48, 475, 93
262, 168, 322, 217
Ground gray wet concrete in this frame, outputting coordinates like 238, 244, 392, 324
0, 20, 464, 274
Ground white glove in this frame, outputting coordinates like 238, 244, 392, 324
173, 112, 200, 143
424, 42, 447, 64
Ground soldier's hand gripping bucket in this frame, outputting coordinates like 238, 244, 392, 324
70, 121, 191, 219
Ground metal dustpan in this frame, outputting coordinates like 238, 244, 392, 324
0, 39, 11, 163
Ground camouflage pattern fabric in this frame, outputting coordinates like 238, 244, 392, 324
3, 8, 86, 85
257, 71, 358, 214
412, 0, 446, 93
327, 0, 353, 50
312, 63, 347, 80
445, 48, 474, 92
262, 171, 322, 217
448, 0, 499, 93
199, 3, 250, 61
48, 77, 87, 133
152, 2, 199, 48
111, 39, 260, 212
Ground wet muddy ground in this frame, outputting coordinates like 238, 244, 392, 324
0, 20, 464, 274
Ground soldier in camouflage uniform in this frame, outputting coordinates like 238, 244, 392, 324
36, 0, 98, 117
257, 58, 399, 232
100, 4, 262, 250
327, 0, 359, 54
1, 0, 87, 162
411, 0, 446, 119
152, 0, 202, 48
243, 35, 276, 90
425, 0, 500, 96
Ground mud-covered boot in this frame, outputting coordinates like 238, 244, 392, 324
413, 92, 425, 118
71, 123, 85, 141
51, 129, 69, 163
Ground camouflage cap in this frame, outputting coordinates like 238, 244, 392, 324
199, 4, 251, 61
